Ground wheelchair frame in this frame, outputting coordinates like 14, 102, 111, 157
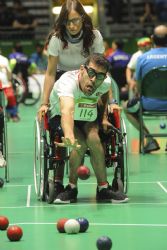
34, 111, 128, 203
103, 114, 128, 193
0, 86, 9, 182
34, 116, 69, 203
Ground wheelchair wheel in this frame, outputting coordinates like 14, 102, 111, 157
23, 75, 41, 106
34, 118, 49, 201
121, 117, 128, 193
0, 89, 9, 182
12, 74, 26, 104
45, 179, 55, 204
111, 117, 128, 194
3, 109, 9, 182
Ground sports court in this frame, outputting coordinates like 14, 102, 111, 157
0, 103, 167, 250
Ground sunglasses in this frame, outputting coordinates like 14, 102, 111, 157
84, 65, 106, 81
65, 17, 82, 26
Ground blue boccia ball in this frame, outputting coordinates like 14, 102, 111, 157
76, 217, 89, 232
160, 123, 166, 129
96, 236, 112, 250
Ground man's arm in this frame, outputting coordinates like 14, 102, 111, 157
59, 96, 75, 144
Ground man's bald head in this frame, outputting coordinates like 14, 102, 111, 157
153, 25, 167, 47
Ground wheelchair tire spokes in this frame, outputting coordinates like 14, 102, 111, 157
34, 118, 49, 201
105, 117, 128, 194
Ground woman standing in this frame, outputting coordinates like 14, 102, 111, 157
39, 0, 104, 116
38, 0, 105, 200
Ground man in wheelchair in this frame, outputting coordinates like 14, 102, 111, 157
39, 53, 128, 204
124, 24, 167, 153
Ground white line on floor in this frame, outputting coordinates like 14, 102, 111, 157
1, 202, 167, 209
157, 182, 167, 193
26, 185, 32, 207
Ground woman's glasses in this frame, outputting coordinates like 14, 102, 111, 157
84, 65, 106, 81
66, 17, 82, 26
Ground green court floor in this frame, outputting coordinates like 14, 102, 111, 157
0, 104, 167, 250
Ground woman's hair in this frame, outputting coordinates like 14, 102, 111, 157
46, 0, 95, 57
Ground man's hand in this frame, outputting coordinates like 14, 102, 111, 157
101, 119, 113, 133
55, 137, 81, 150
38, 104, 48, 121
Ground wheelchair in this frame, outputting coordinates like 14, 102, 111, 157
34, 111, 128, 203
12, 73, 41, 106
34, 114, 69, 203
0, 83, 9, 182
100, 110, 128, 194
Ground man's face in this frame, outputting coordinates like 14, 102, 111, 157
80, 62, 107, 96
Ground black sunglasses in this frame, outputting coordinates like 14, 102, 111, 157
84, 65, 106, 81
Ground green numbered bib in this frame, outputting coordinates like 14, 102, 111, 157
74, 97, 98, 121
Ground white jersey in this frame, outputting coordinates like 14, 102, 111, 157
0, 55, 11, 88
48, 29, 104, 71
50, 70, 111, 122
127, 50, 143, 71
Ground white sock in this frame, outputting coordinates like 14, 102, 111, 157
98, 183, 108, 191
69, 183, 77, 189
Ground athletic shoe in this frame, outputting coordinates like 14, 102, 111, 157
54, 182, 64, 198
0, 151, 6, 168
144, 139, 160, 153
54, 184, 78, 204
96, 186, 129, 203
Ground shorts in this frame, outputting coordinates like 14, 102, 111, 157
49, 114, 98, 139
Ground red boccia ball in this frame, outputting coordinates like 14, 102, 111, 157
57, 218, 69, 233
0, 216, 9, 230
7, 225, 23, 241
77, 165, 90, 180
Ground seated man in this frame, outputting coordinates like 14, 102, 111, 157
40, 53, 128, 204
124, 24, 167, 153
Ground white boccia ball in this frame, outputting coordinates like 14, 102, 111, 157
64, 219, 80, 234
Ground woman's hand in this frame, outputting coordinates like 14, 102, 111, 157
109, 103, 122, 114
38, 104, 49, 121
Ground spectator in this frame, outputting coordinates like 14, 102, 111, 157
103, 40, 113, 58
0, 51, 20, 122
126, 37, 152, 99
154, 0, 167, 22
29, 43, 48, 73
139, 2, 157, 25
12, 0, 37, 39
106, 0, 124, 23
124, 25, 167, 153
9, 43, 31, 96
0, 1, 14, 27
107, 39, 131, 100
47, 53, 128, 204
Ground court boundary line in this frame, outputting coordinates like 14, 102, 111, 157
7, 222, 167, 228
1, 202, 167, 209
26, 185, 32, 207
4, 181, 167, 187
